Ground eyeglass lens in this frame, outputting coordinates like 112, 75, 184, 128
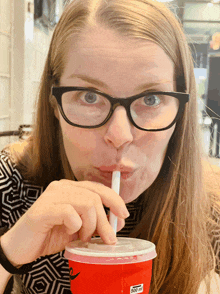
61, 90, 180, 129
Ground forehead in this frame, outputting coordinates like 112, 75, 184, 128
61, 26, 175, 93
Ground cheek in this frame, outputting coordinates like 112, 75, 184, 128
156, 128, 175, 159
139, 126, 175, 156
60, 120, 99, 153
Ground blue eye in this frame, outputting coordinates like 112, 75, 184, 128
143, 95, 161, 106
84, 92, 98, 104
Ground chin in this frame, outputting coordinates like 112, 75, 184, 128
120, 191, 139, 204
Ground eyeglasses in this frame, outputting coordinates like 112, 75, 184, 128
51, 86, 189, 132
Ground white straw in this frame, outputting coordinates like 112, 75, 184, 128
109, 171, 121, 235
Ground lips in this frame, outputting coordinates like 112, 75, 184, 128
95, 165, 137, 180
97, 165, 135, 173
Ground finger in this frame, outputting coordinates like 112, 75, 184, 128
51, 203, 83, 235
94, 199, 118, 244
91, 216, 125, 238
70, 232, 79, 242
74, 181, 129, 219
49, 180, 129, 219
26, 202, 83, 235
78, 202, 97, 242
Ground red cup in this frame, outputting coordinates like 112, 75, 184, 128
64, 237, 157, 294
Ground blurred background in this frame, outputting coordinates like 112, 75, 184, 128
0, 0, 220, 165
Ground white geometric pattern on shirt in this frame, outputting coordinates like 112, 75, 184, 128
20, 251, 71, 294
0, 151, 72, 293
0, 151, 43, 228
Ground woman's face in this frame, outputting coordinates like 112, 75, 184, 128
57, 25, 176, 203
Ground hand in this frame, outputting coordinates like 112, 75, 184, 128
0, 180, 129, 267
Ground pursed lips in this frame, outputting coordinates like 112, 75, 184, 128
95, 165, 137, 180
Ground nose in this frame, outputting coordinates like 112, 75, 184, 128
103, 106, 134, 149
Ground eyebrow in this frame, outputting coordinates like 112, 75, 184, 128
67, 74, 173, 91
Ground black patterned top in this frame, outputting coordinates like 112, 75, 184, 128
0, 150, 219, 293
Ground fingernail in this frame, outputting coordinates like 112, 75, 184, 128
122, 209, 130, 218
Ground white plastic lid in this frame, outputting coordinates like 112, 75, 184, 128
64, 237, 157, 264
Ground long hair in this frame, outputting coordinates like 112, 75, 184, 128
8, 0, 220, 293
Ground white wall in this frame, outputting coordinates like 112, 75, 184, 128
24, 20, 53, 124
0, 0, 12, 150
23, 0, 54, 124
0, 0, 62, 151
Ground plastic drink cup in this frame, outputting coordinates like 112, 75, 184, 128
64, 237, 157, 294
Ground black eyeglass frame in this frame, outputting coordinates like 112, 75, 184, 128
52, 86, 189, 132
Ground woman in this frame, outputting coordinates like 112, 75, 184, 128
0, 0, 220, 293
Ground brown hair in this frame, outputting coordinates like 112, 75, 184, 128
8, 0, 220, 293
